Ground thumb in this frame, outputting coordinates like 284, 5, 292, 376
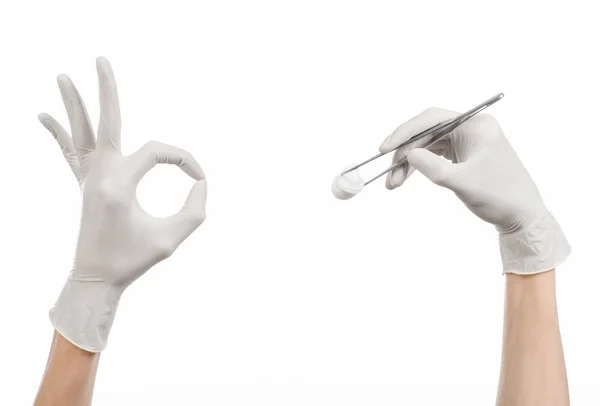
159, 179, 208, 252
407, 148, 455, 188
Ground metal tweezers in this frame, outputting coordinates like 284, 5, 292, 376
341, 93, 505, 186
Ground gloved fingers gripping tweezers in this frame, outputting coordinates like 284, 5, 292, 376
343, 93, 505, 187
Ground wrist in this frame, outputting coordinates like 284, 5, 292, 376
504, 271, 560, 328
49, 279, 125, 353
498, 211, 571, 275
505, 271, 557, 305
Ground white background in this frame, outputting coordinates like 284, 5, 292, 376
0, 0, 598, 405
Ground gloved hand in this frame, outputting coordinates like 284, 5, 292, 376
38, 57, 207, 352
380, 107, 570, 275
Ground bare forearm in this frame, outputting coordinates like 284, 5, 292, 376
34, 331, 100, 406
496, 270, 569, 406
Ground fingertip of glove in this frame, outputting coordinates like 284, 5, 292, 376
406, 148, 424, 164
37, 113, 54, 135
379, 139, 392, 153
182, 153, 206, 182
56, 74, 71, 86
189, 180, 208, 215
96, 56, 111, 74
192, 178, 208, 197
190, 165, 206, 182
385, 174, 396, 190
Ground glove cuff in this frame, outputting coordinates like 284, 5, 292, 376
49, 279, 124, 352
499, 211, 571, 275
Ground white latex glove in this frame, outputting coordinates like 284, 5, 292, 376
380, 108, 570, 275
38, 57, 207, 352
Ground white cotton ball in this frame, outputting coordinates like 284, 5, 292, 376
331, 164, 365, 200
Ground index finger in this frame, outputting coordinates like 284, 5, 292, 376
126, 141, 205, 184
379, 107, 458, 154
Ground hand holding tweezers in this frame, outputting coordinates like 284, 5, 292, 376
342, 93, 505, 186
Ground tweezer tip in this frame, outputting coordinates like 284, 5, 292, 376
340, 165, 359, 176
